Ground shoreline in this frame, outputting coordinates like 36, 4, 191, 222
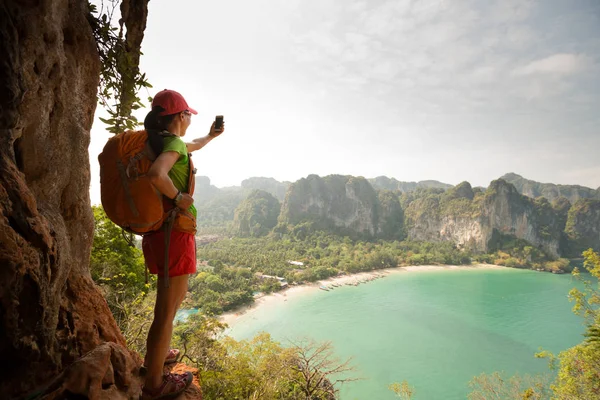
219, 263, 504, 328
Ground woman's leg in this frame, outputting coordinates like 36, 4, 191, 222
144, 273, 189, 389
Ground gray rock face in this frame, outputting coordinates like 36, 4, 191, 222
566, 199, 600, 256
481, 181, 562, 257
501, 173, 600, 204
280, 175, 380, 236
369, 176, 453, 192
280, 175, 598, 258
233, 189, 281, 237
377, 190, 405, 240
438, 216, 486, 251
241, 177, 291, 202
191, 172, 600, 261
404, 180, 564, 257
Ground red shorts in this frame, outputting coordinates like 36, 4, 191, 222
142, 231, 197, 277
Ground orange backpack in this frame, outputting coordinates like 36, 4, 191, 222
99, 130, 164, 234
99, 129, 197, 233
99, 130, 197, 286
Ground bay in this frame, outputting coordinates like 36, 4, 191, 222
226, 268, 585, 400
174, 308, 199, 323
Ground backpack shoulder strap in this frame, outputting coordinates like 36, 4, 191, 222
187, 153, 196, 196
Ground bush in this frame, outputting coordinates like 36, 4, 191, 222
545, 258, 570, 273
504, 257, 521, 268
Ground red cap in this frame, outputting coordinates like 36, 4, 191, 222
151, 89, 198, 116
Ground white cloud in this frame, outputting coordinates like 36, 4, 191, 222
513, 53, 590, 76
509, 77, 571, 101
361, 3, 396, 37
286, 0, 598, 118
410, 0, 449, 22
371, 60, 398, 81
470, 65, 498, 83
504, 25, 537, 49
490, 0, 537, 23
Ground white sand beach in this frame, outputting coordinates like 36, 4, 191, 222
220, 263, 503, 327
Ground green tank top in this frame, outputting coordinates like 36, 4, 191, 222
162, 136, 197, 218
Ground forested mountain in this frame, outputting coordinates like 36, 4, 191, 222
279, 174, 381, 237
241, 177, 290, 202
369, 176, 453, 192
196, 174, 600, 258
501, 172, 600, 204
233, 190, 281, 237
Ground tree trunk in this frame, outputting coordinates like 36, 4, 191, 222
117, 0, 150, 122
0, 0, 129, 396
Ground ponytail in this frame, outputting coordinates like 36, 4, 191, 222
144, 106, 177, 156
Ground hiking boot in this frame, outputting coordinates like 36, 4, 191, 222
140, 349, 180, 376
141, 371, 193, 400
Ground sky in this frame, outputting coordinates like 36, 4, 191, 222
89, 0, 600, 205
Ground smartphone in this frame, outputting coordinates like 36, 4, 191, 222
214, 115, 224, 130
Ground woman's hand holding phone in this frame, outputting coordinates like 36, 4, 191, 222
209, 115, 225, 137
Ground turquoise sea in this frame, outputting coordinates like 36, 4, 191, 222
225, 268, 586, 400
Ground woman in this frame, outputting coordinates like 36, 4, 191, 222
141, 89, 224, 399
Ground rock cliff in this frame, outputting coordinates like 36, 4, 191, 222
241, 177, 291, 202
277, 175, 599, 257
0, 1, 134, 397
480, 180, 564, 257
0, 1, 202, 398
194, 176, 222, 203
377, 190, 405, 240
233, 190, 281, 237
501, 172, 600, 204
279, 175, 381, 237
565, 199, 600, 257
403, 180, 566, 257
404, 182, 486, 250
369, 176, 453, 192
199, 172, 598, 258
194, 176, 290, 227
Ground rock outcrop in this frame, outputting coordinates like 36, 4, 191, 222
194, 177, 289, 227
0, 0, 132, 396
233, 189, 281, 237
404, 182, 484, 250
501, 172, 600, 204
33, 343, 202, 400
377, 190, 405, 240
279, 174, 380, 237
277, 175, 597, 257
0, 2, 204, 399
480, 180, 563, 257
194, 176, 222, 203
403, 180, 566, 257
34, 343, 141, 400
565, 199, 600, 257
241, 177, 291, 202
369, 176, 453, 192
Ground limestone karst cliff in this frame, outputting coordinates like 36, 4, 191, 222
401, 180, 568, 257
565, 199, 600, 257
501, 172, 600, 204
278, 175, 383, 238
233, 189, 281, 237
277, 176, 599, 257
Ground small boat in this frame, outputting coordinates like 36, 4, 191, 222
319, 285, 329, 291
